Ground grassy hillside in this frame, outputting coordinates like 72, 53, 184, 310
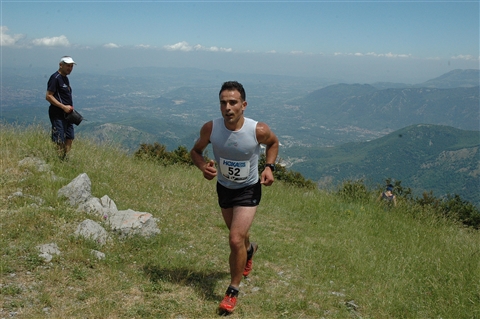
1, 124, 479, 318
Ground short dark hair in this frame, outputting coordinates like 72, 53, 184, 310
219, 81, 246, 101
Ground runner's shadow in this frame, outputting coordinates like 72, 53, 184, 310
142, 264, 229, 301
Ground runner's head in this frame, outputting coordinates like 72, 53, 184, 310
219, 81, 246, 101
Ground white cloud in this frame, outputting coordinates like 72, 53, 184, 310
164, 41, 191, 51
164, 41, 232, 52
451, 54, 478, 61
380, 52, 411, 58
135, 44, 152, 49
32, 35, 70, 47
288, 51, 316, 56
1, 26, 25, 46
334, 51, 412, 58
104, 43, 120, 48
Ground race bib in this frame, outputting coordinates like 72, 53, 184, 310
219, 157, 250, 183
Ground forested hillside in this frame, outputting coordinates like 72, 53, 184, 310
288, 124, 480, 206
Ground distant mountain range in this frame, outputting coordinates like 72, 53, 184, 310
288, 124, 479, 206
370, 69, 480, 90
293, 70, 479, 134
414, 69, 480, 89
2, 67, 478, 205
79, 120, 197, 152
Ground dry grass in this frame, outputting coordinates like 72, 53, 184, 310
1, 123, 479, 318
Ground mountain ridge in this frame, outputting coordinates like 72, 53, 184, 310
288, 124, 479, 206
415, 68, 480, 88
298, 84, 479, 132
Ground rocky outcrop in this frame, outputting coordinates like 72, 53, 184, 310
15, 157, 160, 263
58, 173, 161, 239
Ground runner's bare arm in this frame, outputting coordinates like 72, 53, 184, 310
190, 121, 217, 180
256, 122, 279, 186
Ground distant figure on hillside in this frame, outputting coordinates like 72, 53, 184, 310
45, 56, 76, 160
190, 81, 279, 314
378, 184, 397, 207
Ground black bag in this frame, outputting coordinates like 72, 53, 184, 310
65, 110, 84, 126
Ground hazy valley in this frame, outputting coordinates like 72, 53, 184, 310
1, 67, 479, 204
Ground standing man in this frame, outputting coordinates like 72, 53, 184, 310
190, 81, 279, 314
46, 56, 76, 159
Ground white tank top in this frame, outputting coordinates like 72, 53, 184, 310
210, 117, 259, 189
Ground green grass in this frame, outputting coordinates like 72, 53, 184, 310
1, 123, 479, 318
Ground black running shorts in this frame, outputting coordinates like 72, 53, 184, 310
216, 180, 262, 209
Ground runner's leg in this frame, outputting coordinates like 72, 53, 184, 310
221, 206, 257, 287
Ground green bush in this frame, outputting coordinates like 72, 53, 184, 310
337, 179, 372, 203
134, 143, 194, 166
439, 194, 480, 229
405, 191, 480, 229
415, 190, 441, 208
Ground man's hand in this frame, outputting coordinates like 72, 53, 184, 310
46, 90, 74, 114
260, 168, 274, 186
203, 160, 217, 180
64, 105, 74, 113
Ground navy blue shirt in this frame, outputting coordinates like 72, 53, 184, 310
47, 71, 72, 117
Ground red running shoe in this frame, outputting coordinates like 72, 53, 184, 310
219, 294, 237, 313
243, 242, 258, 277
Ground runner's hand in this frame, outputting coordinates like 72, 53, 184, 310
260, 169, 274, 186
203, 160, 217, 180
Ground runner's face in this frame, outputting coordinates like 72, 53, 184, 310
219, 89, 246, 125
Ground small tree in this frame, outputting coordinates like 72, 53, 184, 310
440, 194, 480, 229
134, 143, 193, 166
172, 145, 194, 165
134, 142, 168, 161
337, 179, 371, 203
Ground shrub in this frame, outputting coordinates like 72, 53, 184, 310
415, 190, 441, 208
337, 179, 371, 203
134, 143, 194, 166
439, 194, 480, 229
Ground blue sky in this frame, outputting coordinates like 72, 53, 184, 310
1, 0, 479, 83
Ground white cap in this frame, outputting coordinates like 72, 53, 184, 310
60, 56, 76, 64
